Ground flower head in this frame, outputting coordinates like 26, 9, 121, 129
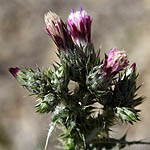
102, 48, 129, 75
67, 7, 92, 45
45, 11, 73, 50
9, 67, 20, 78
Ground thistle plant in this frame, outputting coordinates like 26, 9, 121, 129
9, 8, 149, 150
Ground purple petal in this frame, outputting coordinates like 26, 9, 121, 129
108, 48, 117, 57
71, 8, 75, 13
67, 8, 92, 45
80, 6, 83, 12
46, 27, 51, 35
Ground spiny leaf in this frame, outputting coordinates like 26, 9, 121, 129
44, 121, 57, 150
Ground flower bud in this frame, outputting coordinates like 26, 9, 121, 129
9, 67, 53, 95
86, 65, 109, 94
123, 63, 136, 79
51, 64, 69, 93
36, 93, 58, 113
130, 63, 136, 71
102, 48, 129, 75
67, 7, 92, 45
45, 11, 73, 50
9, 67, 20, 78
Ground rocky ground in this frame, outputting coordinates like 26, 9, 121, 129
0, 0, 150, 149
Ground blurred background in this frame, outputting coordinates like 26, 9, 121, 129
1, 0, 150, 149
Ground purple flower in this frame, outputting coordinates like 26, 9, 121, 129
102, 48, 129, 75
45, 11, 73, 50
9, 67, 20, 78
67, 7, 92, 45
